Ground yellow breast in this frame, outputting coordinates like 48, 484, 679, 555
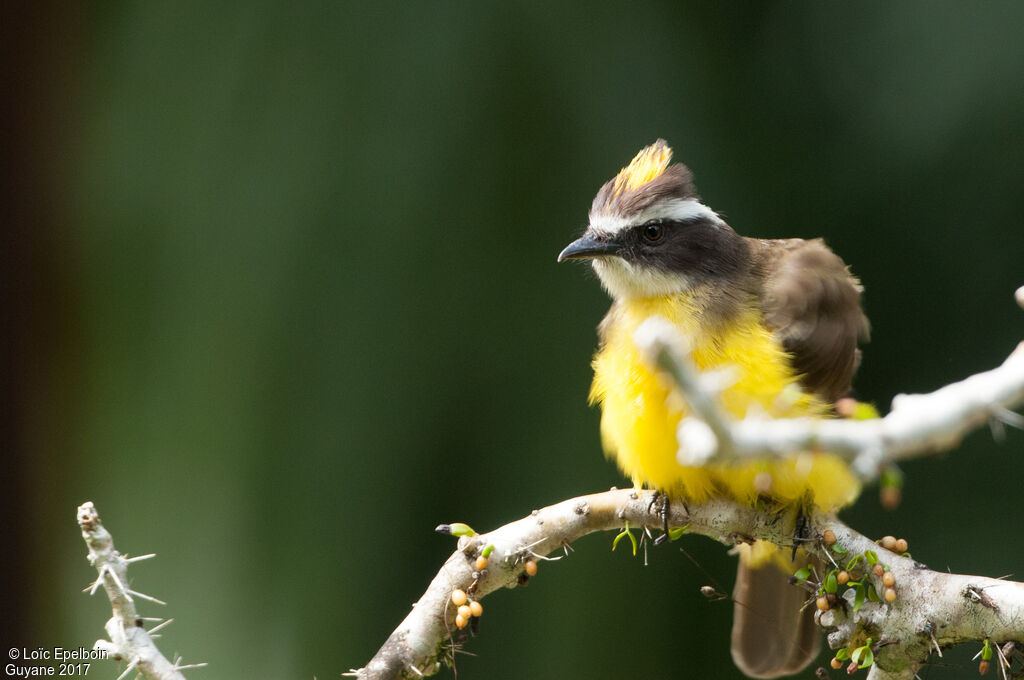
589, 294, 859, 511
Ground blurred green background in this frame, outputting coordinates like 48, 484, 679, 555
5, 3, 1023, 679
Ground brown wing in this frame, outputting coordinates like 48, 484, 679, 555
756, 238, 869, 403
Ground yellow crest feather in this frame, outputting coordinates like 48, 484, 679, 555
611, 139, 673, 199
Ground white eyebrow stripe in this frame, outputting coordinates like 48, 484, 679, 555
657, 198, 721, 223
588, 198, 721, 237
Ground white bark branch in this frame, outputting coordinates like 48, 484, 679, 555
817, 516, 1024, 678
77, 501, 205, 680
356, 490, 1023, 679
865, 665, 916, 680
357, 288, 1024, 679
633, 288, 1024, 482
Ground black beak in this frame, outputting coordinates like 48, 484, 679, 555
557, 231, 621, 262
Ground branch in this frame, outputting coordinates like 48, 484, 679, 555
358, 287, 1024, 678
816, 516, 1024, 678
357, 491, 1023, 679
633, 286, 1024, 481
77, 502, 206, 680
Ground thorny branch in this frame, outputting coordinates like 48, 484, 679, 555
357, 287, 1024, 679
77, 502, 205, 680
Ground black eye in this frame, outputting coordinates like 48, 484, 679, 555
642, 222, 663, 243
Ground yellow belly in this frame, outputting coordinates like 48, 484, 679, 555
590, 294, 859, 511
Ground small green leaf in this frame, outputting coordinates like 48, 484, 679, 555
864, 549, 879, 565
612, 522, 638, 556
846, 554, 863, 571
793, 567, 812, 583
982, 639, 993, 661
880, 464, 903, 488
859, 648, 875, 669
853, 583, 866, 612
668, 524, 690, 541
835, 648, 850, 661
481, 544, 495, 558
436, 522, 477, 537
867, 583, 880, 602
825, 570, 839, 594
831, 543, 848, 554
853, 402, 880, 420
851, 646, 863, 665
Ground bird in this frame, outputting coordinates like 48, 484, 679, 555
558, 140, 869, 678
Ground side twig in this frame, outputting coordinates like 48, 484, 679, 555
77, 501, 206, 680
634, 286, 1024, 481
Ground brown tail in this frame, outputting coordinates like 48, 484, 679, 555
730, 558, 820, 678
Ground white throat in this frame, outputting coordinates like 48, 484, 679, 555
592, 257, 693, 300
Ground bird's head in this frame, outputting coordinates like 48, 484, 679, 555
559, 140, 747, 300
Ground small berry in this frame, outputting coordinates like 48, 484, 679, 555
873, 564, 885, 577
895, 538, 908, 554
753, 472, 773, 494
837, 570, 850, 585
831, 657, 844, 670
823, 530, 837, 546
469, 600, 483, 617
880, 486, 901, 510
451, 589, 468, 606
455, 613, 467, 629
836, 397, 857, 417
524, 559, 538, 576
979, 659, 990, 675
880, 535, 898, 551
884, 587, 897, 603
475, 555, 489, 571
882, 572, 896, 588
816, 596, 830, 611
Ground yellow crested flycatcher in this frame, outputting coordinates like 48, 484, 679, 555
559, 140, 869, 678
